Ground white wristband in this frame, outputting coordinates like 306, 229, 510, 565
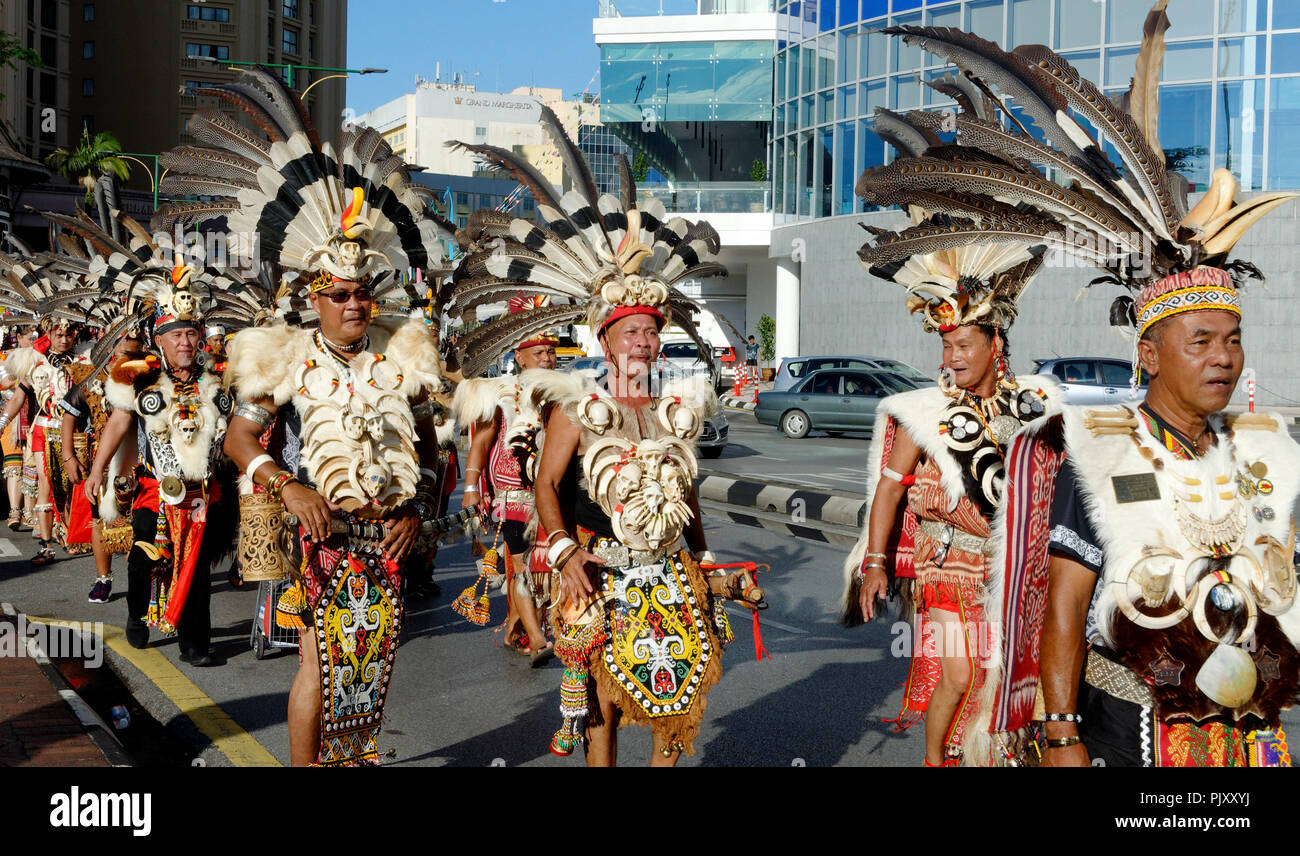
463, 486, 480, 496
245, 453, 275, 482
547, 537, 578, 568
881, 466, 908, 483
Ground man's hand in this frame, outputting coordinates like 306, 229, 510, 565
82, 467, 104, 504
857, 566, 889, 621
381, 506, 421, 563
282, 481, 333, 544
560, 547, 606, 602
461, 490, 485, 514
64, 456, 83, 485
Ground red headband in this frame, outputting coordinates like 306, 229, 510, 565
598, 305, 665, 335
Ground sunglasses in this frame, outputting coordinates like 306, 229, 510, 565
318, 288, 374, 305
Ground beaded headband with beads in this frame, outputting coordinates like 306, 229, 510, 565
1135, 266, 1241, 339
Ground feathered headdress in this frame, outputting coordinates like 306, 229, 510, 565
857, 0, 1297, 337
444, 105, 727, 378
154, 67, 453, 295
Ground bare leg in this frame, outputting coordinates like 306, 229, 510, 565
583, 673, 620, 767
91, 520, 111, 577
7, 472, 20, 520
35, 457, 53, 543
650, 732, 682, 767
923, 606, 973, 765
510, 554, 550, 653
288, 629, 323, 766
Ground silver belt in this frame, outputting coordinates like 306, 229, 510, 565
589, 535, 681, 569
494, 488, 534, 504
917, 519, 994, 557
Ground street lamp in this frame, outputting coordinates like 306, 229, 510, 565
192, 56, 386, 89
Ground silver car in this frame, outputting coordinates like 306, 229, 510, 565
1033, 357, 1147, 405
773, 355, 933, 392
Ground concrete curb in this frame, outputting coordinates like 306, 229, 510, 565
719, 393, 757, 411
695, 469, 866, 530
0, 603, 132, 767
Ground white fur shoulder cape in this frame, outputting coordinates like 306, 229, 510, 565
838, 375, 1061, 621
225, 318, 443, 404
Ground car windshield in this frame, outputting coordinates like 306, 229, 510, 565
876, 372, 919, 393
872, 359, 929, 383
661, 343, 703, 360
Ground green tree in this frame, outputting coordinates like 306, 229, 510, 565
45, 128, 131, 210
757, 314, 776, 363
632, 151, 650, 183
0, 31, 44, 101
749, 158, 767, 182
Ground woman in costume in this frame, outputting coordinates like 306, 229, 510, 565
157, 68, 456, 763
446, 110, 761, 764
838, 105, 1064, 765
868, 0, 1300, 767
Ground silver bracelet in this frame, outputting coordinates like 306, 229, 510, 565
234, 401, 274, 430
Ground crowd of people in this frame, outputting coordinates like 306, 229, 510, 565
3, 0, 1300, 769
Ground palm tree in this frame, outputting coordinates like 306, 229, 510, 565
45, 129, 131, 237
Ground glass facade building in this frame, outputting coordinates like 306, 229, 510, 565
775, 0, 1300, 222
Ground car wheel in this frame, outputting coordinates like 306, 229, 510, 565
781, 409, 810, 439
701, 446, 724, 459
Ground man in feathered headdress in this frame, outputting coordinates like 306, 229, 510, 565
850, 1, 1300, 767
448, 112, 762, 765
454, 293, 560, 665
84, 244, 238, 666
839, 113, 1063, 764
165, 68, 456, 764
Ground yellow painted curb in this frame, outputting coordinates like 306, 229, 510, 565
30, 616, 281, 768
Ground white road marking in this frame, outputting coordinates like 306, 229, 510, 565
0, 539, 20, 557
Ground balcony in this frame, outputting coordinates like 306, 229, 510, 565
598, 0, 773, 16
638, 181, 769, 214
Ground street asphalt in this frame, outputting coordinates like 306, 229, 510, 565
0, 498, 921, 767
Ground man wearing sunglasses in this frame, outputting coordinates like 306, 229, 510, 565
224, 267, 452, 766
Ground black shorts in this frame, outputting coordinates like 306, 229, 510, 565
501, 519, 530, 555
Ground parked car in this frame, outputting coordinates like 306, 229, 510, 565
756, 368, 920, 439
1033, 357, 1146, 405
659, 340, 721, 389
772, 355, 934, 392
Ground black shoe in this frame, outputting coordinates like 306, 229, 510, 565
125, 625, 149, 649
181, 649, 213, 667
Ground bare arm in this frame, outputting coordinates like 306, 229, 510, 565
1, 385, 25, 420
223, 394, 329, 546
60, 410, 83, 483
460, 416, 496, 510
535, 405, 604, 600
1039, 554, 1095, 767
858, 425, 923, 620
83, 408, 135, 502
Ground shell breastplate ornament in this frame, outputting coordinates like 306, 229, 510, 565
1071, 407, 1300, 713
295, 334, 420, 517
577, 390, 704, 558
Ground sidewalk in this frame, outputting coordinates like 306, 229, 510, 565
0, 607, 114, 767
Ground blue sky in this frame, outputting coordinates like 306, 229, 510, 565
345, 0, 601, 114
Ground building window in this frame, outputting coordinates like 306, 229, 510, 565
309, 1, 315, 25
186, 42, 230, 60
282, 27, 297, 55
82, 78, 93, 96
188, 5, 231, 22
83, 3, 95, 22
268, 19, 275, 47
308, 34, 314, 59
283, 0, 299, 19
40, 73, 55, 104
40, 1, 55, 27
82, 41, 94, 59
